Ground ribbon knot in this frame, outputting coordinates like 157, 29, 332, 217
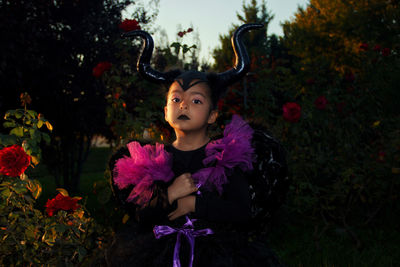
153, 216, 214, 267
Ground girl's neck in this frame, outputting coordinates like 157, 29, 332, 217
172, 130, 210, 151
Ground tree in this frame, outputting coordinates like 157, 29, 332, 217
212, 0, 292, 122
0, 0, 156, 192
213, 0, 273, 72
280, 0, 400, 243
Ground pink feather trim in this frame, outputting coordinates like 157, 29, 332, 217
113, 142, 174, 206
192, 115, 255, 194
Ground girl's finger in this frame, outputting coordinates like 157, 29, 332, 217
169, 211, 179, 221
168, 213, 175, 220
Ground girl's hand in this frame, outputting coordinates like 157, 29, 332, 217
168, 195, 195, 220
167, 173, 198, 204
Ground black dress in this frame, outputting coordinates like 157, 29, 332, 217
106, 141, 286, 267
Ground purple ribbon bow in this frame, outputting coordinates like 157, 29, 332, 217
153, 216, 214, 267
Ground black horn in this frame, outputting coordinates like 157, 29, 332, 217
217, 23, 264, 87
122, 30, 170, 83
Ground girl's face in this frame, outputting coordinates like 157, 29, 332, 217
164, 80, 218, 133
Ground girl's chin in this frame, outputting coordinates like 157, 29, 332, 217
172, 124, 207, 133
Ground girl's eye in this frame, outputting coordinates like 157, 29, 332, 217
171, 97, 180, 103
192, 99, 202, 104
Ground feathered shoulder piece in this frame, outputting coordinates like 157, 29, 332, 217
192, 115, 255, 194
110, 115, 289, 216
112, 141, 174, 206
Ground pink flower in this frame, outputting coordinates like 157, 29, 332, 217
119, 19, 141, 32
92, 61, 112, 78
314, 96, 328, 110
282, 102, 301, 123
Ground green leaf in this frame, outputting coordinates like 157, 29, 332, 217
182, 44, 190, 54
42, 228, 56, 246
3, 121, 16, 128
13, 184, 28, 194
25, 225, 37, 240
56, 188, 69, 196
37, 120, 44, 129
10, 127, 24, 137
0, 134, 17, 146
1, 188, 11, 199
42, 133, 51, 144
170, 42, 181, 55
4, 110, 16, 118
30, 129, 41, 143
15, 110, 24, 119
26, 110, 37, 119
27, 179, 42, 199
54, 224, 68, 233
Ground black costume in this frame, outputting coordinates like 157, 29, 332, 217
106, 24, 289, 266
107, 133, 287, 267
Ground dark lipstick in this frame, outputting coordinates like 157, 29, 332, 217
177, 115, 190, 120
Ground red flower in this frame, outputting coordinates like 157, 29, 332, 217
359, 43, 368, 51
314, 96, 328, 110
373, 44, 381, 52
381, 48, 391, 57
45, 193, 81, 217
282, 102, 301, 123
0, 145, 31, 177
93, 61, 112, 78
119, 19, 141, 32
178, 31, 185, 37
187, 28, 193, 33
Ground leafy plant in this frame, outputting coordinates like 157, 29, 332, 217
0, 95, 107, 265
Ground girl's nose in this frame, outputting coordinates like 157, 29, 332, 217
179, 100, 188, 109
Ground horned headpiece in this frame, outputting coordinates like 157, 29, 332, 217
122, 23, 263, 104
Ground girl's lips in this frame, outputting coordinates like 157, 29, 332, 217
177, 115, 190, 120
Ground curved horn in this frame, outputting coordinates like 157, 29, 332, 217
217, 23, 264, 86
122, 30, 169, 83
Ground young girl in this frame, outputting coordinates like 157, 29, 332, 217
107, 24, 288, 267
